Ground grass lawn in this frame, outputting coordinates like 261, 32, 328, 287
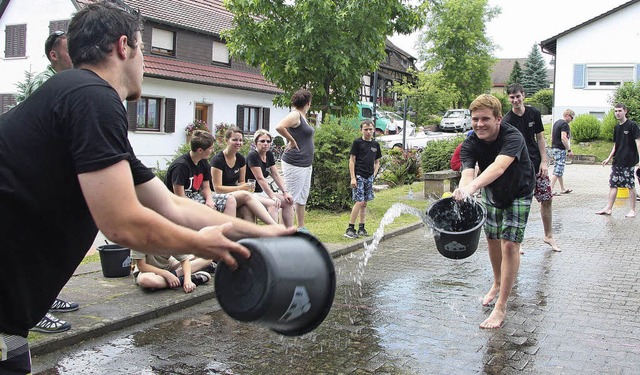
305, 182, 428, 244
543, 123, 612, 162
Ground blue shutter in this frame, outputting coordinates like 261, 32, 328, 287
573, 64, 585, 88
636, 64, 640, 82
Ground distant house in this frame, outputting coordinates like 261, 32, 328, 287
0, 0, 417, 167
540, 0, 640, 122
490, 58, 554, 94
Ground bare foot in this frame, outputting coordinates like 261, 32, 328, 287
544, 237, 561, 252
480, 306, 506, 329
482, 284, 499, 306
519, 248, 525, 255
625, 210, 636, 218
595, 209, 611, 215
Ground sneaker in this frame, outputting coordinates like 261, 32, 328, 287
357, 228, 369, 237
49, 298, 79, 313
191, 271, 211, 286
202, 262, 217, 275
344, 227, 358, 239
30, 313, 71, 334
636, 194, 640, 201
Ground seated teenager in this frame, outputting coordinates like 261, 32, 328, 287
246, 129, 294, 227
132, 251, 215, 293
165, 130, 236, 216
210, 127, 279, 224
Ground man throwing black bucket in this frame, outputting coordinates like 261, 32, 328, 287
453, 94, 535, 329
0, 2, 293, 373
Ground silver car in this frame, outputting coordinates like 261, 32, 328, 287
439, 109, 472, 132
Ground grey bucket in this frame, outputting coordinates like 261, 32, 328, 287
426, 197, 487, 260
97, 244, 132, 278
214, 232, 336, 336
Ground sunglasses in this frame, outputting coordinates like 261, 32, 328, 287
48, 30, 65, 42
258, 139, 272, 144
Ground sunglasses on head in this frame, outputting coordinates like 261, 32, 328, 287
258, 139, 272, 143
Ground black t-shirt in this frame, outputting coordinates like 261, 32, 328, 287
613, 120, 640, 167
210, 151, 245, 186
0, 69, 155, 337
502, 106, 544, 171
552, 119, 570, 149
246, 149, 276, 193
350, 137, 382, 178
461, 123, 535, 208
165, 153, 212, 203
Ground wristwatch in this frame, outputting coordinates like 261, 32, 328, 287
567, 149, 572, 152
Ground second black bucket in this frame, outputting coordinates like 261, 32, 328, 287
214, 232, 336, 336
97, 244, 132, 278
426, 197, 486, 260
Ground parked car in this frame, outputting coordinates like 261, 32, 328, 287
354, 102, 390, 135
377, 125, 457, 150
379, 111, 415, 132
439, 109, 472, 132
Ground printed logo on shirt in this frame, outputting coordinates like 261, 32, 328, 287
624, 130, 630, 134
234, 169, 239, 173
370, 147, 377, 152
528, 121, 535, 127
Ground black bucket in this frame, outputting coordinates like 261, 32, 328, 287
97, 244, 132, 278
425, 197, 486, 260
214, 232, 336, 336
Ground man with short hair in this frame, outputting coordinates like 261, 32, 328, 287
596, 103, 640, 217
0, 3, 293, 373
45, 30, 73, 73
550, 109, 575, 195
503, 83, 560, 252
454, 94, 535, 329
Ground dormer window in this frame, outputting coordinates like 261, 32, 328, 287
212, 41, 229, 64
151, 28, 175, 56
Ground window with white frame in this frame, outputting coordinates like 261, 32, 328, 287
151, 28, 175, 56
212, 41, 229, 64
236, 105, 270, 133
587, 66, 634, 87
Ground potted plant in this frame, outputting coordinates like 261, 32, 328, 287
185, 119, 209, 142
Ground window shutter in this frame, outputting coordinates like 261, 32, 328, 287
636, 64, 640, 82
126, 100, 138, 131
573, 64, 585, 88
152, 28, 174, 50
49, 20, 69, 34
262, 107, 270, 131
236, 105, 245, 132
5, 24, 27, 58
212, 41, 229, 64
164, 98, 176, 133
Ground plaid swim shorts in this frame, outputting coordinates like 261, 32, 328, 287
552, 148, 567, 177
483, 197, 532, 243
352, 175, 375, 202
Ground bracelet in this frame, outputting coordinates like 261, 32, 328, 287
567, 149, 572, 152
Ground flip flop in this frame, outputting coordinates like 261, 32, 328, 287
552, 191, 561, 196
595, 211, 611, 216
561, 189, 573, 194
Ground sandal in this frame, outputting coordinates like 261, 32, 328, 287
561, 189, 573, 194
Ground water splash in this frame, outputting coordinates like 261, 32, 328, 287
355, 203, 428, 287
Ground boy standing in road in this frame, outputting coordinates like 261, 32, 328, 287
503, 83, 560, 252
454, 94, 535, 329
344, 120, 382, 239
550, 109, 575, 195
596, 103, 640, 217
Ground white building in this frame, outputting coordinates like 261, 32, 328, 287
540, 0, 640, 122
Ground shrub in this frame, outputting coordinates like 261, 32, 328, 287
307, 116, 361, 211
600, 110, 616, 141
421, 135, 465, 173
378, 148, 421, 187
493, 92, 512, 115
530, 89, 553, 114
571, 114, 601, 142
610, 81, 640, 121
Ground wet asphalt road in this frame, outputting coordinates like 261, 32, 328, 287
33, 165, 640, 374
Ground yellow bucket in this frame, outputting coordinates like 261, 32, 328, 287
617, 188, 629, 199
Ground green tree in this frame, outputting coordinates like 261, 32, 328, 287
223, 0, 424, 117
506, 60, 522, 88
14, 68, 54, 104
417, 0, 498, 108
610, 81, 640, 121
391, 70, 459, 123
522, 44, 548, 96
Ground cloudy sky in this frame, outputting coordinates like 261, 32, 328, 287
389, 0, 629, 63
